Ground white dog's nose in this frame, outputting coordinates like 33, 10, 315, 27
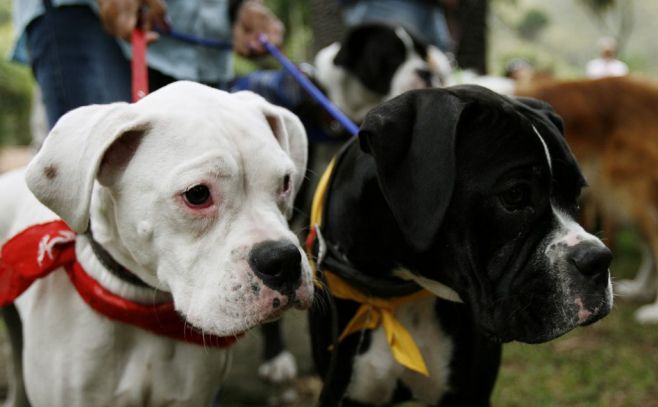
248, 240, 302, 296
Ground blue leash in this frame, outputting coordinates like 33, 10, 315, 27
257, 34, 360, 137
155, 26, 359, 137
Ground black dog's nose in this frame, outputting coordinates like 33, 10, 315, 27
569, 242, 612, 278
248, 240, 302, 294
416, 68, 434, 87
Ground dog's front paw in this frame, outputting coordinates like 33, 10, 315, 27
258, 351, 297, 384
635, 303, 658, 324
615, 279, 657, 302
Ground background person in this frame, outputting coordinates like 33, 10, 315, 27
11, 0, 284, 128
585, 36, 629, 79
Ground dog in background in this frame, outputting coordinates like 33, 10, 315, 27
314, 23, 452, 123
0, 81, 314, 406
516, 75, 658, 323
308, 86, 613, 406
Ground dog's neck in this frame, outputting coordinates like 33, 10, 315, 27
322, 142, 427, 280
75, 235, 171, 303
87, 185, 169, 292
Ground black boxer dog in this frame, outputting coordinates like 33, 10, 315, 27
308, 85, 613, 406
255, 23, 451, 388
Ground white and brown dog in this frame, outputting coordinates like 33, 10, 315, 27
0, 81, 314, 406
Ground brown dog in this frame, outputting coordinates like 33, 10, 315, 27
516, 75, 658, 322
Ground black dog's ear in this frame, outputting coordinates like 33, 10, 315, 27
513, 96, 588, 191
514, 96, 564, 134
359, 89, 466, 252
333, 24, 406, 95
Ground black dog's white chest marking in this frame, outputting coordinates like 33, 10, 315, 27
346, 297, 453, 405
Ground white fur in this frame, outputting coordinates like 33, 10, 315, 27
346, 297, 453, 405
0, 81, 313, 406
314, 43, 386, 123
544, 208, 614, 325
394, 268, 463, 303
615, 242, 657, 302
446, 70, 516, 95
257, 350, 298, 384
635, 302, 658, 324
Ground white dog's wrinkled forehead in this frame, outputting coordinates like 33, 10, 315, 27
136, 81, 258, 123
135, 82, 280, 149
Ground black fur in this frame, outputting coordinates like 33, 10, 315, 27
333, 24, 430, 95
309, 85, 606, 406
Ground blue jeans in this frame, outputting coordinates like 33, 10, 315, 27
26, 5, 132, 128
342, 0, 454, 52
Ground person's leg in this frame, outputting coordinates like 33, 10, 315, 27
26, 5, 131, 128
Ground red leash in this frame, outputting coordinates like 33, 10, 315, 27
131, 27, 149, 102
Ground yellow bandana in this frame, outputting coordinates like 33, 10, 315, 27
308, 157, 432, 376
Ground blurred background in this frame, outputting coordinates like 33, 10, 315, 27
1, 0, 658, 406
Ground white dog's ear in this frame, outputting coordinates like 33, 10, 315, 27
25, 103, 148, 232
233, 92, 308, 218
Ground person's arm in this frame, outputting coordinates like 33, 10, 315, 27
97, 0, 167, 43
231, 0, 284, 57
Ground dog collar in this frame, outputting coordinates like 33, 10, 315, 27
0, 221, 239, 348
85, 229, 151, 288
306, 155, 431, 376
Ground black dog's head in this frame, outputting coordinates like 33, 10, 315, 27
359, 85, 613, 343
333, 24, 449, 95
314, 24, 451, 122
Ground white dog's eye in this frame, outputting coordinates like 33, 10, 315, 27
183, 185, 212, 208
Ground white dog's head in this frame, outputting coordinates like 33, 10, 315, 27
25, 81, 314, 336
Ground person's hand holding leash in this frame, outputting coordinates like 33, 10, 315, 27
233, 0, 284, 57
97, 0, 167, 43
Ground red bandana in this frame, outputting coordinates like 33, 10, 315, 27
0, 221, 238, 348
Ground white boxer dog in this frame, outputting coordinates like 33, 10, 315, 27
0, 81, 314, 407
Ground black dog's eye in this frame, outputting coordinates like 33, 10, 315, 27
183, 185, 211, 207
500, 184, 532, 211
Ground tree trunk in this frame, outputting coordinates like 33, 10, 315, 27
446, 0, 489, 74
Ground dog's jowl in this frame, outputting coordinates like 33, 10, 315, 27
0, 81, 313, 406
309, 85, 612, 406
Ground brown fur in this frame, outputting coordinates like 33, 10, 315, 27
516, 75, 658, 256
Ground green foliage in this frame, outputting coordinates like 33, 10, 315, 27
0, 61, 32, 146
0, 0, 34, 147
517, 8, 550, 40
579, 0, 617, 14
235, 0, 312, 77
